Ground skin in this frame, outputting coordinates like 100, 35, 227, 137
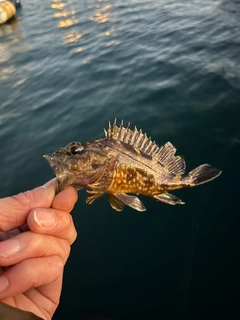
0, 179, 78, 319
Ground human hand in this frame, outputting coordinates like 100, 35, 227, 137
0, 179, 78, 319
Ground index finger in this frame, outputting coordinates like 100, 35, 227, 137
0, 180, 56, 232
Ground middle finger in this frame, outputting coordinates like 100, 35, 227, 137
0, 231, 70, 267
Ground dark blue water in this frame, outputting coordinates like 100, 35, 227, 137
0, 0, 240, 319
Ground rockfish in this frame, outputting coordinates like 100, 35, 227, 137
44, 120, 221, 211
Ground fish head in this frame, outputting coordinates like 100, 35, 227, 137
44, 141, 94, 191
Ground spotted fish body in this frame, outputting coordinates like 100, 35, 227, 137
44, 120, 221, 211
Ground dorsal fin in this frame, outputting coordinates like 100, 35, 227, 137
104, 119, 155, 154
156, 142, 186, 175
104, 119, 186, 175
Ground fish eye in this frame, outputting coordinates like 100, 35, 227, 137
69, 143, 84, 155
70, 146, 79, 155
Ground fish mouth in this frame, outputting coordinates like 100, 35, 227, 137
43, 154, 54, 166
43, 154, 78, 192
43, 154, 65, 176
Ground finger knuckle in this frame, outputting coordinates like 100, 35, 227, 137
61, 240, 71, 262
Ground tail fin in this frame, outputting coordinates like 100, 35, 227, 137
183, 164, 221, 186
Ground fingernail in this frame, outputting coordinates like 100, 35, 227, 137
34, 210, 56, 228
0, 239, 21, 258
42, 178, 57, 189
0, 276, 9, 293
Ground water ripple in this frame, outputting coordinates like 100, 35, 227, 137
0, 2, 240, 317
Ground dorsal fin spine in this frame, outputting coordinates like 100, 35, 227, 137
141, 134, 149, 150
139, 133, 147, 149
127, 128, 133, 144
123, 127, 129, 143
118, 120, 124, 140
104, 120, 186, 175
148, 142, 157, 154
126, 124, 131, 142
144, 138, 152, 153
130, 127, 138, 144
118, 124, 123, 140
135, 130, 143, 146
153, 147, 161, 158
133, 130, 139, 144
107, 121, 111, 138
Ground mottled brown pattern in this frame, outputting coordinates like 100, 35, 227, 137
108, 166, 158, 195
44, 120, 221, 211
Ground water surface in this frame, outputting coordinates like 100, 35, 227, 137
0, 0, 240, 319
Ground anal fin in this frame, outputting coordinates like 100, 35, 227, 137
153, 193, 184, 205
108, 193, 146, 212
108, 194, 125, 211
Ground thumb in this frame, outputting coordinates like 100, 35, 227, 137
0, 179, 57, 232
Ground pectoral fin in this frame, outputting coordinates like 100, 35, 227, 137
86, 190, 104, 204
108, 193, 146, 212
74, 165, 106, 188
85, 157, 119, 206
87, 157, 118, 192
154, 193, 184, 205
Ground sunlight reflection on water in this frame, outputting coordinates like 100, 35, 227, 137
0, 1, 240, 320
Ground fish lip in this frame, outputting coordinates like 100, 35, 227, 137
43, 154, 70, 192
43, 154, 64, 175
43, 154, 54, 166
43, 154, 58, 169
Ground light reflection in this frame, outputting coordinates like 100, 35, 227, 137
91, 2, 120, 47
51, 0, 82, 48
51, 3, 66, 9
75, 47, 83, 53
0, 46, 11, 63
50, 0, 119, 51
58, 18, 78, 28
0, 18, 26, 86
0, 18, 19, 38
106, 40, 120, 46
90, 3, 112, 24
51, 0, 78, 28
63, 30, 82, 44
102, 4, 112, 12
53, 11, 68, 18
91, 12, 110, 24
0, 66, 15, 81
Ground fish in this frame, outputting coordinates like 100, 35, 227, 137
44, 119, 221, 212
